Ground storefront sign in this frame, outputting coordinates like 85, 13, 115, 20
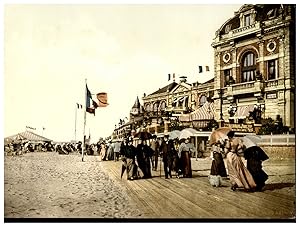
267, 92, 277, 99
224, 123, 254, 133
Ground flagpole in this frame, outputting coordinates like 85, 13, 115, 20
82, 79, 87, 162
75, 103, 77, 142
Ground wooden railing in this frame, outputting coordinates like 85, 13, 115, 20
258, 134, 295, 146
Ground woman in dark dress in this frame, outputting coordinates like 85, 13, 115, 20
210, 143, 227, 177
244, 146, 269, 191
136, 138, 153, 179
178, 138, 193, 178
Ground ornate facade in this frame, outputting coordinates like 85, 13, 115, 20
211, 4, 295, 132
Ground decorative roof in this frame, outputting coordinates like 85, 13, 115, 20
148, 82, 178, 96
217, 4, 285, 36
132, 96, 141, 109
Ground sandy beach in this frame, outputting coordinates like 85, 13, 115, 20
4, 151, 296, 219
4, 152, 143, 218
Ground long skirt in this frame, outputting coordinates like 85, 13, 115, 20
247, 159, 268, 190
210, 152, 227, 177
126, 158, 139, 180
226, 152, 256, 190
181, 151, 192, 178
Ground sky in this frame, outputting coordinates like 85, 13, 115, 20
3, 1, 250, 143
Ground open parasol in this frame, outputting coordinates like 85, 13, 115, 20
241, 135, 262, 149
168, 130, 181, 140
209, 127, 232, 145
179, 128, 199, 140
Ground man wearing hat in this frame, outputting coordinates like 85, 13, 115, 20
159, 134, 176, 179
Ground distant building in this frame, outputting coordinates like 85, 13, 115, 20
211, 4, 295, 132
142, 75, 215, 134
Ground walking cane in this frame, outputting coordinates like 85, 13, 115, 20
159, 153, 162, 178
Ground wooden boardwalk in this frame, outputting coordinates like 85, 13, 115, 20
101, 158, 296, 220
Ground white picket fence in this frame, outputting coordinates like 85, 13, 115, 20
258, 134, 295, 146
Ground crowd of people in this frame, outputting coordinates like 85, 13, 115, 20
4, 130, 269, 192
112, 134, 197, 181
209, 131, 269, 192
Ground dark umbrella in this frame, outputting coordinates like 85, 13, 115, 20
244, 146, 269, 161
121, 157, 127, 179
134, 131, 152, 140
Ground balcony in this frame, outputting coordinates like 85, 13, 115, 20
229, 81, 256, 96
215, 22, 261, 44
265, 79, 285, 91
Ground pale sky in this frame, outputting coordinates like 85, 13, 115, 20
4, 3, 243, 142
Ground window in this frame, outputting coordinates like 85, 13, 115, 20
268, 59, 278, 80
225, 24, 232, 33
224, 69, 231, 86
153, 103, 158, 112
267, 9, 277, 19
244, 14, 251, 26
199, 95, 206, 107
160, 102, 166, 111
241, 52, 256, 82
145, 104, 151, 112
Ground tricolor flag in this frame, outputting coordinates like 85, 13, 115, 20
86, 85, 96, 115
199, 66, 210, 73
96, 92, 109, 107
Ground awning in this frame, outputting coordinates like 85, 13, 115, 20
232, 105, 255, 119
191, 102, 215, 121
178, 101, 215, 122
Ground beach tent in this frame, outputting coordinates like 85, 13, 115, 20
4, 131, 52, 145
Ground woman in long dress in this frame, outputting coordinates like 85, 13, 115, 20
210, 143, 227, 177
136, 138, 153, 179
178, 138, 193, 178
99, 142, 106, 161
225, 137, 256, 191
244, 146, 269, 191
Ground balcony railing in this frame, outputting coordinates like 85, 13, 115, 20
265, 79, 284, 88
232, 23, 256, 34
228, 81, 256, 96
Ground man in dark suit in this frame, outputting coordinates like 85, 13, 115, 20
159, 135, 176, 179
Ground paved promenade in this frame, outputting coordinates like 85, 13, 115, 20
4, 151, 296, 221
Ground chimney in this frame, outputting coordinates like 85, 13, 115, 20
173, 73, 175, 82
179, 76, 187, 83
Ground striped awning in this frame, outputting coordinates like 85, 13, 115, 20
191, 102, 215, 121
232, 105, 255, 119
179, 102, 216, 122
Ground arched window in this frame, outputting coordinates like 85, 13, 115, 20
145, 104, 151, 112
160, 101, 166, 111
153, 102, 159, 112
199, 95, 207, 107
241, 52, 256, 82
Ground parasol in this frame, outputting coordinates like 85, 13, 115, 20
241, 135, 262, 149
179, 128, 199, 140
209, 127, 232, 145
168, 130, 181, 140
